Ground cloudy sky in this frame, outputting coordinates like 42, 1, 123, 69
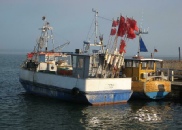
0, 0, 181, 57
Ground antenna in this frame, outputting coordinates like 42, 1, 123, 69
137, 10, 149, 35
135, 11, 149, 57
92, 8, 98, 44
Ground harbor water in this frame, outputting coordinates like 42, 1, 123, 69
0, 54, 182, 130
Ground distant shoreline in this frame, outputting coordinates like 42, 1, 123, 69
163, 60, 182, 70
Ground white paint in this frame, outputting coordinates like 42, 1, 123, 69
20, 69, 131, 92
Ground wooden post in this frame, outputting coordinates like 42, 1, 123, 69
179, 47, 181, 61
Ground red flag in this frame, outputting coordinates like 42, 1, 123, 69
110, 28, 116, 35
127, 28, 136, 39
125, 18, 136, 39
134, 23, 139, 31
27, 53, 34, 59
119, 40, 126, 53
126, 18, 131, 27
126, 18, 139, 31
117, 16, 126, 37
112, 20, 118, 27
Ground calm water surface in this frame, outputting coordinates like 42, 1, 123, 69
0, 54, 181, 130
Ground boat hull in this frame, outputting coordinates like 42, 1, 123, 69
131, 80, 171, 100
19, 69, 132, 105
131, 91, 169, 100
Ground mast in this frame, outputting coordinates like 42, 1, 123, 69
33, 16, 54, 62
38, 16, 54, 52
83, 9, 104, 53
92, 8, 98, 44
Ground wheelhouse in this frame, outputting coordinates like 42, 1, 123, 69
122, 58, 163, 81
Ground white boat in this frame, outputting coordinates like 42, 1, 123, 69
19, 12, 133, 105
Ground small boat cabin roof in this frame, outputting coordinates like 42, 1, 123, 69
125, 58, 163, 62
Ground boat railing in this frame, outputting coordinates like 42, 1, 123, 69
146, 75, 168, 81
157, 68, 182, 81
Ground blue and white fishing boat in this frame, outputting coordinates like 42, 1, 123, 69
19, 11, 132, 105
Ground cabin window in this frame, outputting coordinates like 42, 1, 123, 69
72, 56, 77, 68
56, 55, 72, 66
126, 61, 132, 67
156, 61, 162, 68
141, 62, 147, 70
48, 56, 55, 61
148, 61, 154, 70
78, 57, 84, 68
132, 61, 139, 67
39, 55, 46, 62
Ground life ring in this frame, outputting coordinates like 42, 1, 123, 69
72, 87, 80, 96
51, 66, 54, 70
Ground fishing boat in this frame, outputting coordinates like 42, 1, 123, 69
121, 29, 171, 100
19, 11, 135, 105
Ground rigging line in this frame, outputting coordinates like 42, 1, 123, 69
53, 32, 70, 43
97, 24, 101, 36
98, 16, 112, 22
86, 18, 95, 40
106, 35, 112, 49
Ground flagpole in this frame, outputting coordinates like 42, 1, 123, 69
153, 47, 158, 58
151, 53, 153, 58
179, 47, 181, 61
136, 28, 148, 58
138, 35, 140, 57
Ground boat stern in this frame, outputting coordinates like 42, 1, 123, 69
145, 80, 171, 99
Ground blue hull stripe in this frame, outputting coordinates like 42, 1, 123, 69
19, 79, 132, 105
145, 92, 169, 99
131, 91, 169, 100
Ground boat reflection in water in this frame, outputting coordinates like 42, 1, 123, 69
79, 101, 174, 129
80, 104, 131, 129
20, 94, 180, 129
128, 101, 172, 123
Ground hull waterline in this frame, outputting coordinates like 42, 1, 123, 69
20, 79, 132, 105
131, 91, 169, 100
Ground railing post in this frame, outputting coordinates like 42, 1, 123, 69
171, 70, 174, 81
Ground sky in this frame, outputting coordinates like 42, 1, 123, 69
0, 0, 182, 57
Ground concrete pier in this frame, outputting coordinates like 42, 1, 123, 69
165, 80, 182, 100
159, 60, 182, 100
